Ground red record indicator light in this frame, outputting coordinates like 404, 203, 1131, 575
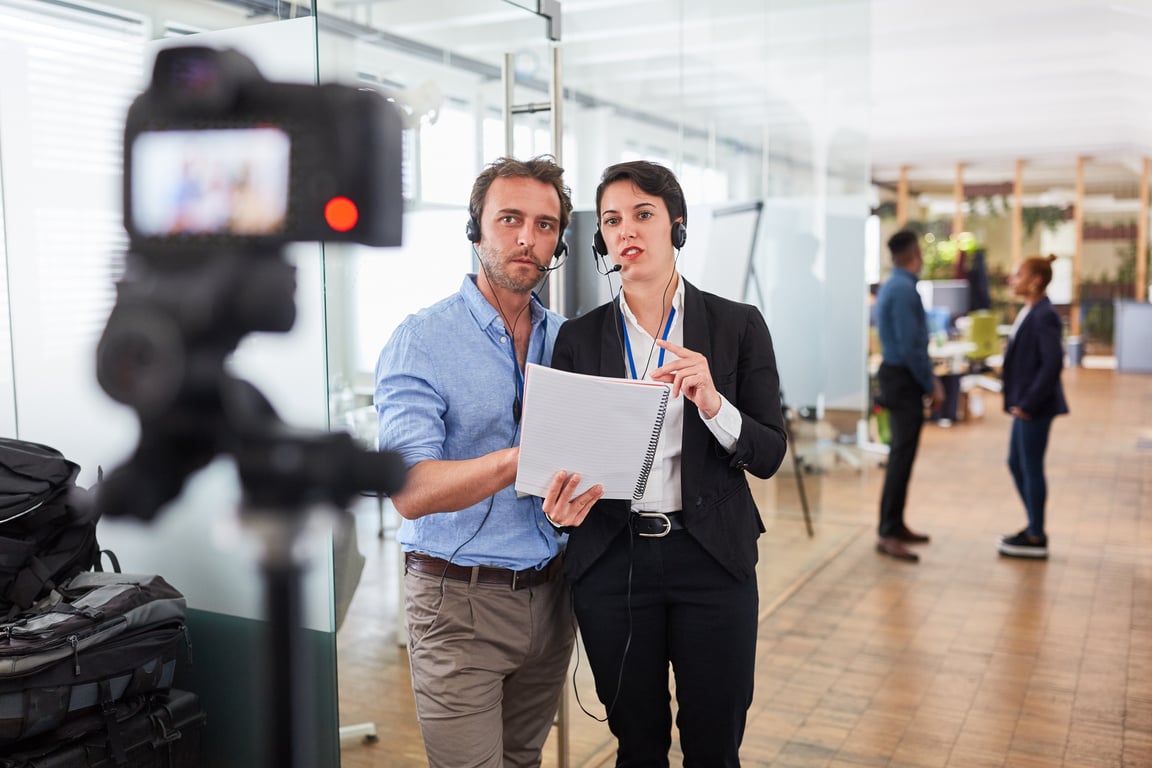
324, 196, 359, 232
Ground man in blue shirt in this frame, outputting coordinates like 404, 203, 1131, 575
375, 156, 599, 767
874, 230, 944, 562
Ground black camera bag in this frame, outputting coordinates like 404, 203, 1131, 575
0, 572, 189, 746
0, 439, 104, 618
0, 689, 205, 767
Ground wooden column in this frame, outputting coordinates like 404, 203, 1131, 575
952, 162, 965, 236
1071, 155, 1085, 336
1138, 157, 1149, 302
1011, 159, 1024, 265
896, 165, 909, 227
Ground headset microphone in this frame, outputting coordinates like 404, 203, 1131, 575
536, 241, 569, 272
592, 244, 623, 275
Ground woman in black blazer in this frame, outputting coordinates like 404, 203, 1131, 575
542, 161, 787, 766
998, 254, 1069, 559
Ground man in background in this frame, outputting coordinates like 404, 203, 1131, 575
873, 230, 944, 563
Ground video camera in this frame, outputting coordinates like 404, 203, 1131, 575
96, 45, 407, 520
124, 45, 403, 252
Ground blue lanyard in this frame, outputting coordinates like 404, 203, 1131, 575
621, 306, 676, 380
510, 312, 545, 418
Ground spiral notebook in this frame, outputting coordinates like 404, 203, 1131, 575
515, 363, 672, 501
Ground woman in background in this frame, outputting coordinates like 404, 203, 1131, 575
998, 254, 1069, 559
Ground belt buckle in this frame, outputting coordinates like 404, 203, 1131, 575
635, 511, 672, 538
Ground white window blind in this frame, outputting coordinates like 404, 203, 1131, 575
0, 0, 147, 361
0, 0, 147, 443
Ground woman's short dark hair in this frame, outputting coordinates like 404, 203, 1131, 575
469, 155, 573, 234
595, 161, 686, 224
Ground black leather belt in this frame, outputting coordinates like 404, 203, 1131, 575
404, 551, 561, 590
630, 511, 685, 538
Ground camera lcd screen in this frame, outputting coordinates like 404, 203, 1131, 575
131, 128, 291, 238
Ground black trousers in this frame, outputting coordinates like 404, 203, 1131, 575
877, 363, 926, 538
571, 528, 758, 768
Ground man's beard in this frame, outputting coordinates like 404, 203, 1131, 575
478, 244, 539, 294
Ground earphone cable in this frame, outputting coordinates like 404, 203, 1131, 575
570, 525, 635, 723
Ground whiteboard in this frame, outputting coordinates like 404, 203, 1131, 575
695, 202, 763, 303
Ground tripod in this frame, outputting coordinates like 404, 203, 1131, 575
780, 392, 814, 538
94, 250, 407, 768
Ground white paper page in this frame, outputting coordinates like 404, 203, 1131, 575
515, 364, 671, 500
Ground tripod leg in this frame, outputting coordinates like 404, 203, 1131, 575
780, 397, 814, 538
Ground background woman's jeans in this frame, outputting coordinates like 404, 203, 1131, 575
1007, 414, 1055, 538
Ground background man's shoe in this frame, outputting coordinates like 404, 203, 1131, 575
876, 538, 919, 562
896, 527, 930, 544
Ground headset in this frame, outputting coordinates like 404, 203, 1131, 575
466, 213, 568, 270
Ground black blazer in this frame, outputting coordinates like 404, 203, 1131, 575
1002, 296, 1069, 419
551, 279, 788, 582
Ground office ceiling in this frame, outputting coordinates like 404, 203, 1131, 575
323, 0, 1152, 198
870, 0, 1152, 199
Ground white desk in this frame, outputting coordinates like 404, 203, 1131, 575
929, 340, 976, 374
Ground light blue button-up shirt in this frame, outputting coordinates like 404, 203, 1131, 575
374, 275, 563, 570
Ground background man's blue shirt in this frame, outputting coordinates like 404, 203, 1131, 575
374, 275, 564, 570
876, 266, 936, 393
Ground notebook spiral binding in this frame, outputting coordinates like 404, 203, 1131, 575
632, 386, 671, 500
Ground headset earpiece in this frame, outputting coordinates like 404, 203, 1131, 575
593, 227, 607, 257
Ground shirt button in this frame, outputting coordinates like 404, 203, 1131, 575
501, 336, 508, 343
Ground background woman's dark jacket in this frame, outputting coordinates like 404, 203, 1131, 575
1001, 295, 1069, 419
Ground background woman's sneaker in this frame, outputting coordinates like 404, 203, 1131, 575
1000, 528, 1029, 543
998, 532, 1048, 559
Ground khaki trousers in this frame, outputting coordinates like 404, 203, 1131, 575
404, 567, 574, 768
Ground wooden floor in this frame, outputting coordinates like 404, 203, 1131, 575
336, 366, 1151, 767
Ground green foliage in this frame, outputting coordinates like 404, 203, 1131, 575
1111, 239, 1148, 286
1021, 206, 1069, 238
1082, 301, 1114, 344
968, 195, 1010, 219
920, 232, 981, 280
903, 219, 951, 241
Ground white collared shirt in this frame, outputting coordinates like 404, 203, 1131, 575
618, 277, 742, 512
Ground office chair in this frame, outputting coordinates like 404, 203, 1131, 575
965, 310, 1001, 372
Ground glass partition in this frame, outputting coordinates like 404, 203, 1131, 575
311, 0, 872, 762
0, 2, 342, 765
0, 1, 876, 764
313, 0, 561, 415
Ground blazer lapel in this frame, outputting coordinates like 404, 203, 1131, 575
680, 281, 711, 508
598, 295, 627, 378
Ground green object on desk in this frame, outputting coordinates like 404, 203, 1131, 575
873, 408, 891, 445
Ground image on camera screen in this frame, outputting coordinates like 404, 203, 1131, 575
131, 127, 290, 238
